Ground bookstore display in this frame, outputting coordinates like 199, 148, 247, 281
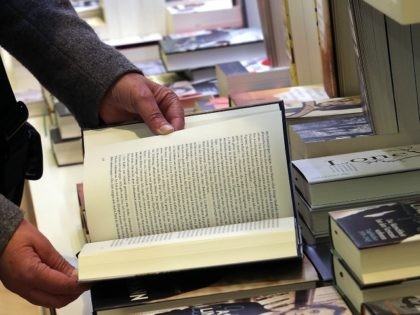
78, 103, 301, 282
12, 1, 420, 314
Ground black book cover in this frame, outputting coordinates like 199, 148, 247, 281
335, 201, 420, 249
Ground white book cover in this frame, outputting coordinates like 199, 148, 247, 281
292, 144, 420, 183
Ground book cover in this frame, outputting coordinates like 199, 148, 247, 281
292, 143, 420, 184
290, 114, 373, 143
362, 295, 420, 314
291, 143, 420, 208
332, 201, 420, 249
91, 257, 319, 313
145, 285, 352, 315
330, 201, 420, 285
230, 86, 363, 120
216, 59, 291, 96
160, 28, 263, 55
159, 27, 266, 72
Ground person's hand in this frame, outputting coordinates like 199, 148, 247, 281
99, 73, 185, 134
0, 219, 89, 308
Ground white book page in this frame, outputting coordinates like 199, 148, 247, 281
82, 104, 279, 148
84, 106, 293, 241
81, 218, 295, 255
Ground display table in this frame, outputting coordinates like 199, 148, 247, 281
27, 117, 92, 315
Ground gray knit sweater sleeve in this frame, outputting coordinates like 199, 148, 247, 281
0, 0, 141, 253
0, 0, 141, 128
0, 196, 23, 254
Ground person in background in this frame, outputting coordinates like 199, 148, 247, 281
0, 0, 184, 308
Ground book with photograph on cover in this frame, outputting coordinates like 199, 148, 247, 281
91, 256, 318, 314
78, 103, 301, 282
135, 285, 352, 315
159, 27, 266, 72
330, 200, 420, 286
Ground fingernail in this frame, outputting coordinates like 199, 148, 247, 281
71, 269, 79, 278
158, 124, 174, 135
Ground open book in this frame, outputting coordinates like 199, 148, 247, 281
78, 103, 300, 282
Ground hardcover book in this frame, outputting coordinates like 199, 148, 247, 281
362, 295, 420, 314
215, 58, 290, 96
330, 201, 420, 286
136, 285, 352, 315
230, 85, 363, 122
91, 256, 318, 314
78, 103, 301, 282
332, 252, 420, 314
165, 0, 243, 34
288, 113, 373, 160
159, 27, 266, 72
291, 143, 420, 208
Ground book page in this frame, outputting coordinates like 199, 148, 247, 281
82, 104, 279, 148
84, 104, 293, 241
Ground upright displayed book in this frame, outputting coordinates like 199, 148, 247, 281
291, 143, 420, 208
165, 0, 243, 34
215, 58, 290, 96
91, 256, 319, 314
330, 201, 420, 313
159, 27, 266, 72
78, 103, 301, 282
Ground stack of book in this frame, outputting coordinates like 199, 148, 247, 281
50, 101, 83, 166
165, 0, 243, 34
215, 58, 290, 96
291, 143, 420, 246
288, 112, 373, 160
329, 200, 420, 313
159, 27, 266, 73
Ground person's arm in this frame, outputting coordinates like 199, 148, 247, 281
0, 0, 184, 133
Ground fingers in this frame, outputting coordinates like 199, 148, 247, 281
144, 78, 185, 131
0, 220, 89, 308
99, 73, 185, 134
